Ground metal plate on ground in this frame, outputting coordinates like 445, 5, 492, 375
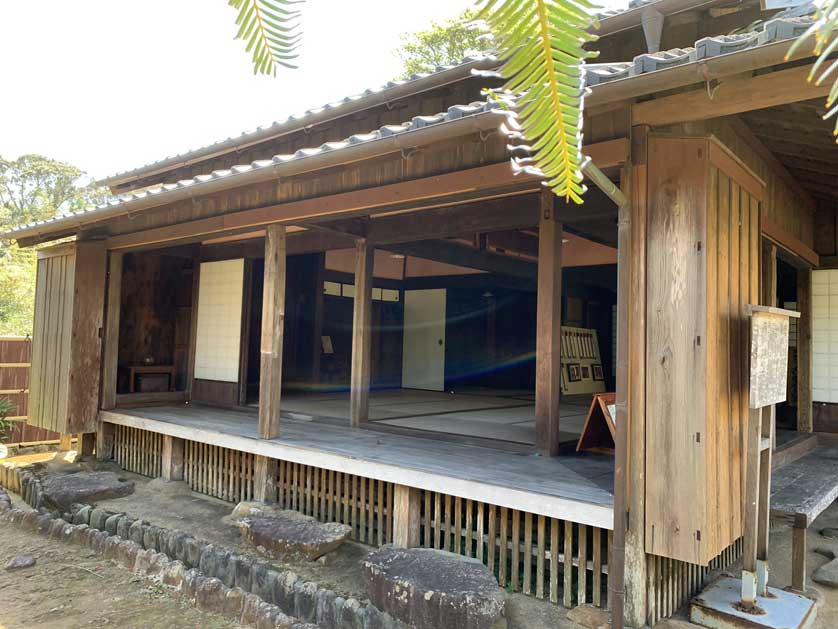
691, 577, 816, 629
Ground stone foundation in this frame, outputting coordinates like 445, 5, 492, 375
0, 469, 403, 629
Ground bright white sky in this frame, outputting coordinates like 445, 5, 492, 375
0, 0, 627, 181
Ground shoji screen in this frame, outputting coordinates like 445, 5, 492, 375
194, 259, 244, 383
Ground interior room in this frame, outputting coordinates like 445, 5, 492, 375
112, 188, 620, 451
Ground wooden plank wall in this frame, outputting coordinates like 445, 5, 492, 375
28, 248, 76, 433
645, 137, 710, 563
666, 119, 814, 249
645, 136, 760, 565
0, 338, 61, 444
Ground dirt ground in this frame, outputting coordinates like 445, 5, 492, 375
0, 512, 237, 629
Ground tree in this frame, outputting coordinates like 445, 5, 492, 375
0, 154, 107, 336
394, 10, 486, 79
792, 5, 838, 136
228, 0, 598, 203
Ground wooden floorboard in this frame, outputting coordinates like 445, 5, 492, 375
100, 403, 615, 529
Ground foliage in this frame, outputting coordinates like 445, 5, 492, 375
0, 154, 107, 336
480, 0, 599, 203
790, 1, 838, 137
0, 397, 14, 435
229, 0, 303, 75
395, 9, 487, 78
231, 1, 600, 203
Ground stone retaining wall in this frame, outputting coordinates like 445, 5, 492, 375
0, 468, 403, 629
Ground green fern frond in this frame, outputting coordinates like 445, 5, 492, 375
229, 0, 303, 76
789, 0, 838, 139
481, 0, 599, 203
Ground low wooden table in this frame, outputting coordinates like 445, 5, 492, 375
771, 446, 838, 591
127, 364, 176, 393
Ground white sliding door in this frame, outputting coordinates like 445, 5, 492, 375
401, 288, 446, 391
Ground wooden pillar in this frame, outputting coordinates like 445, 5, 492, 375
77, 433, 96, 456
253, 455, 278, 503
761, 242, 778, 447
623, 126, 649, 628
185, 254, 201, 401
161, 435, 185, 481
742, 406, 763, 604
791, 525, 807, 592
535, 189, 563, 457
258, 224, 287, 440
310, 252, 326, 384
797, 268, 813, 432
100, 252, 123, 410
96, 422, 115, 462
350, 239, 374, 427
392, 484, 421, 548
58, 434, 73, 452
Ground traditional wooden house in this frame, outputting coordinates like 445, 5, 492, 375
5, 0, 837, 625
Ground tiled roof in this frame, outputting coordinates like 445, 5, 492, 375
585, 15, 814, 85
5, 100, 502, 237
97, 54, 499, 186
4, 9, 818, 240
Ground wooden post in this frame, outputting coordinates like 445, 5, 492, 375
58, 434, 73, 452
161, 435, 185, 481
622, 126, 649, 628
535, 189, 563, 457
77, 433, 96, 456
791, 525, 807, 592
185, 255, 201, 401
253, 455, 278, 503
797, 268, 813, 432
350, 239, 374, 427
742, 406, 763, 604
101, 252, 123, 410
310, 252, 326, 384
258, 224, 287, 440
96, 422, 115, 461
392, 484, 421, 548
761, 242, 778, 448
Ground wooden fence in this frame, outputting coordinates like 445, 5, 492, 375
0, 337, 60, 444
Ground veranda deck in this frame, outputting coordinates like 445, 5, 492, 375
100, 403, 615, 529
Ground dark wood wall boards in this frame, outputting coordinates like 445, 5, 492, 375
117, 252, 194, 393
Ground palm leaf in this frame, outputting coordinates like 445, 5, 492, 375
480, 0, 599, 203
789, 0, 838, 138
229, 0, 303, 76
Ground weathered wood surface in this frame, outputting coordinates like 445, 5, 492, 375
749, 311, 791, 409
535, 189, 563, 456
770, 446, 838, 527
100, 403, 615, 528
645, 135, 762, 565
100, 252, 123, 410
258, 224, 287, 439
350, 240, 374, 426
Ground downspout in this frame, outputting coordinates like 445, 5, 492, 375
583, 159, 630, 629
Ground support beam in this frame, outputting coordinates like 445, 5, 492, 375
384, 240, 536, 279
96, 423, 115, 462
632, 66, 831, 128
350, 239, 375, 427
100, 252, 123, 410
392, 484, 422, 548
534, 189, 563, 457
258, 224, 287, 440
58, 434, 73, 452
253, 455, 278, 503
791, 525, 807, 592
623, 126, 649, 628
78, 433, 96, 456
161, 435, 185, 481
798, 268, 813, 432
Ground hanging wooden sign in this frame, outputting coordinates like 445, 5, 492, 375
747, 305, 799, 409
576, 392, 616, 454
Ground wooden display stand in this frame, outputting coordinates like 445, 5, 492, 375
576, 393, 616, 454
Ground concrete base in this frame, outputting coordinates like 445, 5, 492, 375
691, 577, 816, 629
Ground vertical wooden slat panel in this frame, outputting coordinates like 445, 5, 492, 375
536, 515, 545, 600
523, 512, 532, 595
488, 504, 497, 585
564, 520, 573, 608
550, 518, 559, 604
499, 507, 508, 588
511, 510, 520, 592
578, 524, 588, 605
